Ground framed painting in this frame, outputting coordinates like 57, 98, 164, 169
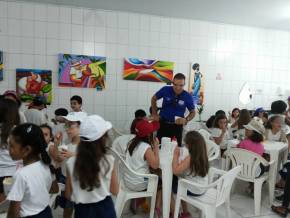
16, 69, 52, 104
58, 54, 106, 91
123, 58, 174, 83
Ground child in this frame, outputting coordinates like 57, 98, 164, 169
130, 109, 147, 134
125, 119, 161, 216
265, 116, 287, 143
265, 116, 290, 190
237, 119, 265, 156
0, 99, 20, 203
52, 108, 69, 145
228, 108, 240, 124
55, 112, 86, 218
253, 107, 267, 124
172, 131, 209, 218
24, 96, 48, 126
70, 95, 87, 115
40, 124, 60, 164
237, 119, 266, 178
7, 124, 53, 218
211, 114, 230, 152
3, 90, 27, 124
231, 109, 251, 139
271, 100, 290, 135
65, 115, 118, 218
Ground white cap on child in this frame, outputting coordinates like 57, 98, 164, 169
63, 111, 87, 122
79, 115, 112, 141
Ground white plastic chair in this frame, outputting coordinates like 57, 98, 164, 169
225, 148, 275, 215
174, 166, 241, 218
198, 129, 211, 140
107, 127, 125, 146
110, 148, 159, 218
206, 139, 220, 162
112, 134, 135, 159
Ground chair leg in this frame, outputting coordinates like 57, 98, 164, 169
115, 191, 127, 218
204, 207, 216, 218
149, 195, 157, 218
225, 199, 231, 218
174, 197, 181, 218
254, 181, 263, 216
268, 177, 274, 205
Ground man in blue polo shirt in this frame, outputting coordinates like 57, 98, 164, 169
151, 73, 196, 146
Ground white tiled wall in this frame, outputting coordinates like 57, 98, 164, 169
1, 0, 290, 131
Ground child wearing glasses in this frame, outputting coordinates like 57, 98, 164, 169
54, 112, 87, 218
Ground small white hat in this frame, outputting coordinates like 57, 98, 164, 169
80, 115, 112, 141
244, 119, 265, 135
63, 111, 87, 122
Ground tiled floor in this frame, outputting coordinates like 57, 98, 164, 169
50, 180, 289, 218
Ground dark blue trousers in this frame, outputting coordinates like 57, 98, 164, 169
74, 196, 116, 218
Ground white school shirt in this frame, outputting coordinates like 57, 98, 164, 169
61, 143, 78, 176
269, 114, 290, 135
124, 142, 151, 191
66, 155, 114, 204
7, 161, 52, 217
52, 123, 69, 145
24, 109, 47, 126
178, 148, 208, 195
210, 128, 230, 149
267, 130, 282, 141
183, 170, 208, 195
0, 148, 19, 177
265, 129, 287, 142
0, 134, 21, 177
19, 110, 27, 124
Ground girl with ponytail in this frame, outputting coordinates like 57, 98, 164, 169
6, 123, 54, 218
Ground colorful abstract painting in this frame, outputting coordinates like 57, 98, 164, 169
0, 51, 3, 81
58, 54, 106, 90
123, 58, 174, 83
16, 69, 52, 104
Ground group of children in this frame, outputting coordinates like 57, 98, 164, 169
0, 93, 120, 218
1, 90, 290, 218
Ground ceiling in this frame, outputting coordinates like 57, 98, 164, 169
22, 0, 290, 31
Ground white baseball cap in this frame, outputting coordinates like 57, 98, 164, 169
80, 115, 112, 141
63, 111, 87, 122
244, 119, 265, 135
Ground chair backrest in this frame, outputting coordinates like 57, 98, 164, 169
206, 139, 220, 161
111, 134, 135, 159
225, 148, 268, 181
198, 129, 211, 140
110, 148, 148, 189
214, 166, 241, 207
107, 127, 124, 146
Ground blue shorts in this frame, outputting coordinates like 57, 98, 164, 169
74, 196, 116, 218
23, 206, 52, 218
